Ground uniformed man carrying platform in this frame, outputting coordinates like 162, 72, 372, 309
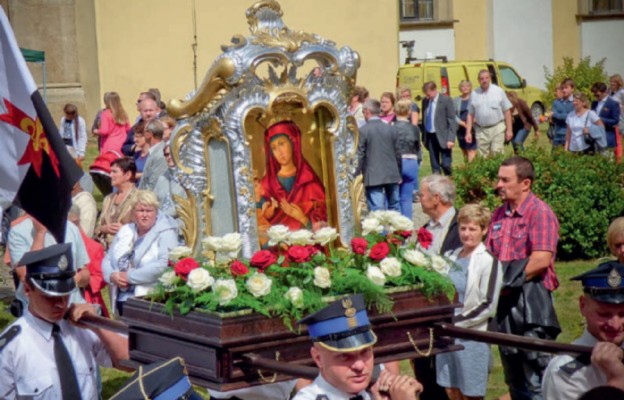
293, 294, 423, 400
543, 261, 624, 399
0, 243, 129, 399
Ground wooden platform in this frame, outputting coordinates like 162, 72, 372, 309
122, 290, 461, 390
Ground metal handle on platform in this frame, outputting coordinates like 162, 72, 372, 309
257, 351, 280, 383
407, 328, 434, 357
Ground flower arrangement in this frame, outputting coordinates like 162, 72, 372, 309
151, 210, 455, 329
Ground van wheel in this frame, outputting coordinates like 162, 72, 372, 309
530, 103, 544, 122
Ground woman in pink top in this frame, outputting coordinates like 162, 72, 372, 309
93, 92, 130, 154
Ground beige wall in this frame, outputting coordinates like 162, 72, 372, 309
552, 0, 580, 68
94, 0, 399, 117
453, 0, 488, 60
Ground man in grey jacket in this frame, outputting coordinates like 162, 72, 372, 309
139, 119, 168, 191
421, 81, 457, 176
355, 99, 402, 212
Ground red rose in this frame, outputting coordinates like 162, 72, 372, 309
351, 238, 369, 255
287, 245, 313, 263
369, 242, 390, 262
174, 257, 200, 279
389, 237, 403, 247
230, 260, 250, 277
250, 250, 278, 271
398, 230, 413, 239
417, 227, 433, 250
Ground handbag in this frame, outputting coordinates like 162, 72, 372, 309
583, 112, 607, 152
546, 123, 555, 140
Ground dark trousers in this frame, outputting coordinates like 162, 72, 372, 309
426, 132, 452, 176
412, 357, 449, 400
500, 351, 551, 400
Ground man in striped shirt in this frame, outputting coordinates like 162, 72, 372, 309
487, 156, 561, 400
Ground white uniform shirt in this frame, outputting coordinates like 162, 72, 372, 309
542, 329, 622, 400
293, 374, 372, 400
0, 309, 112, 399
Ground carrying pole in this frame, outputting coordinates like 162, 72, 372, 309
433, 322, 593, 356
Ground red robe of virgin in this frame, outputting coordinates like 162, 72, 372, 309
259, 121, 327, 230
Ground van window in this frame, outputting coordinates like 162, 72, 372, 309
500, 66, 523, 89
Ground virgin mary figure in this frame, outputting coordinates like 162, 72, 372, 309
255, 121, 327, 238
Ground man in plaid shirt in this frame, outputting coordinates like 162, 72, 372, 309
487, 156, 561, 400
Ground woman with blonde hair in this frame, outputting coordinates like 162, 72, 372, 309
102, 190, 178, 315
607, 217, 624, 263
453, 81, 477, 162
93, 91, 131, 154
565, 92, 605, 154
436, 204, 503, 400
609, 74, 624, 132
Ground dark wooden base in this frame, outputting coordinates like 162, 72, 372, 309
122, 290, 460, 390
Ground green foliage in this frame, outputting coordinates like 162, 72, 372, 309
542, 57, 609, 107
453, 147, 624, 260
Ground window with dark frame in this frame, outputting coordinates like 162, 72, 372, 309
590, 0, 624, 13
400, 0, 434, 21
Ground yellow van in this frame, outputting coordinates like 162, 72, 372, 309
397, 59, 545, 120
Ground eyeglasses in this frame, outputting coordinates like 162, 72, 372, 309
163, 152, 171, 157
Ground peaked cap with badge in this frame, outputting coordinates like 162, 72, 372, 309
19, 242, 76, 297
572, 260, 624, 304
110, 357, 202, 400
298, 294, 377, 352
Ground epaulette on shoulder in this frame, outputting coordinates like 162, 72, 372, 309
0, 325, 20, 351
560, 355, 590, 376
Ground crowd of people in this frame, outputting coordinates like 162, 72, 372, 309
0, 70, 623, 399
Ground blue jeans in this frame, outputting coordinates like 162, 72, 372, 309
365, 183, 400, 212
500, 351, 550, 400
426, 133, 452, 175
399, 158, 419, 218
512, 128, 529, 153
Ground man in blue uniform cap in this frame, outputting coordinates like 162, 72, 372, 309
293, 294, 422, 400
0, 243, 129, 399
543, 261, 624, 399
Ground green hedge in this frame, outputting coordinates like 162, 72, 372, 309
454, 148, 624, 260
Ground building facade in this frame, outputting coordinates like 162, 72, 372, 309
399, 0, 624, 89
1, 0, 400, 125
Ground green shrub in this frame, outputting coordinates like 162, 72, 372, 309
454, 148, 624, 260
542, 57, 608, 107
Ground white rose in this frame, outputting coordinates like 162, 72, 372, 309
246, 273, 273, 297
380, 257, 402, 278
267, 225, 290, 246
213, 278, 238, 305
389, 214, 414, 232
168, 246, 193, 261
314, 227, 338, 246
186, 268, 215, 292
403, 249, 428, 267
158, 270, 177, 287
201, 236, 223, 252
313, 267, 331, 289
287, 229, 314, 246
220, 233, 242, 254
362, 218, 384, 236
366, 265, 386, 286
284, 287, 304, 308
369, 210, 391, 224
431, 255, 450, 275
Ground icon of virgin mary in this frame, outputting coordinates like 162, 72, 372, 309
255, 121, 327, 238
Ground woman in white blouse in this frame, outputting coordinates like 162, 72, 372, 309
59, 103, 88, 161
565, 92, 604, 154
